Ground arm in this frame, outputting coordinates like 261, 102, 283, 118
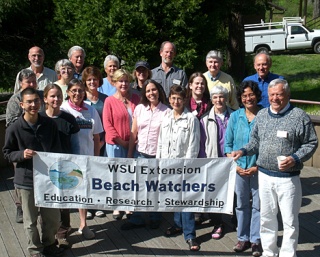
156, 126, 163, 158
224, 112, 236, 155
6, 95, 22, 127
186, 117, 200, 158
102, 98, 122, 143
128, 117, 138, 157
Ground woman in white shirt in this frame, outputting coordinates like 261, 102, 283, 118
157, 85, 200, 251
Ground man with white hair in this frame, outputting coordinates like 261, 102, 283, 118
14, 46, 57, 93
203, 50, 239, 110
68, 45, 86, 80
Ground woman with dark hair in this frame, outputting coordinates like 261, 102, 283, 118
157, 85, 200, 251
185, 72, 211, 119
131, 61, 152, 95
224, 80, 262, 256
120, 79, 168, 230
41, 84, 80, 248
61, 79, 104, 240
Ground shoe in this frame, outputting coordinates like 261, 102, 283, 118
252, 243, 262, 256
194, 213, 205, 225
165, 226, 183, 237
186, 238, 200, 251
95, 210, 105, 217
30, 253, 46, 257
86, 211, 93, 219
57, 238, 71, 249
121, 222, 146, 230
125, 211, 132, 219
150, 220, 161, 229
211, 225, 224, 239
43, 243, 64, 256
113, 211, 124, 220
16, 206, 23, 223
233, 241, 251, 252
78, 226, 95, 239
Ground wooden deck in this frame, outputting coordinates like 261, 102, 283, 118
0, 165, 320, 257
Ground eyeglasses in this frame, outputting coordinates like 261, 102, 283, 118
23, 98, 41, 105
170, 96, 184, 102
69, 89, 84, 94
241, 94, 255, 100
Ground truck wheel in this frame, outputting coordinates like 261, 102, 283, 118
313, 42, 320, 54
255, 46, 269, 54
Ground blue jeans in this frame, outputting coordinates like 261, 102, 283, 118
235, 172, 260, 244
105, 143, 128, 157
130, 151, 161, 224
174, 212, 196, 241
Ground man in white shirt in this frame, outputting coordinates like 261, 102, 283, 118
14, 46, 57, 93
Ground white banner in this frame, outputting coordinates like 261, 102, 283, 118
33, 152, 236, 214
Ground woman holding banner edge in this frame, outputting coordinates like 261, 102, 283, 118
224, 81, 262, 256
156, 84, 200, 251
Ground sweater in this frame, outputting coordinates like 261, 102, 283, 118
242, 105, 318, 177
3, 114, 62, 188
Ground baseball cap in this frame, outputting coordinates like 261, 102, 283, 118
135, 61, 150, 70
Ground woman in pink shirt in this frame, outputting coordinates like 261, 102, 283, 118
102, 69, 140, 220
121, 79, 168, 230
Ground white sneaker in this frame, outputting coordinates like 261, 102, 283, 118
95, 210, 105, 217
78, 226, 95, 239
86, 211, 93, 219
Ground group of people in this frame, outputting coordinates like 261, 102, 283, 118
3, 41, 318, 257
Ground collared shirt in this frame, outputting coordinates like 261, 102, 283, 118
270, 102, 290, 114
14, 66, 58, 93
156, 108, 200, 158
73, 72, 82, 80
203, 71, 239, 110
134, 102, 168, 156
243, 72, 284, 108
151, 64, 188, 97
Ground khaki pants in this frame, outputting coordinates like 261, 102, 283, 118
19, 188, 60, 255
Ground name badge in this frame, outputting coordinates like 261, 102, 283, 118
277, 130, 288, 138
173, 79, 181, 85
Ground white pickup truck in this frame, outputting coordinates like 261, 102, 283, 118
244, 17, 320, 54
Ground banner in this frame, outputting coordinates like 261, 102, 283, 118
33, 152, 236, 214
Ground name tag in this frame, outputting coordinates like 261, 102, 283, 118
173, 79, 181, 85
277, 130, 288, 138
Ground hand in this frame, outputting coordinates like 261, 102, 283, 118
231, 150, 243, 161
279, 156, 296, 171
236, 166, 248, 176
24, 149, 36, 159
244, 166, 258, 175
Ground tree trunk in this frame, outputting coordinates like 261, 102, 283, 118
314, 0, 320, 19
227, 10, 245, 82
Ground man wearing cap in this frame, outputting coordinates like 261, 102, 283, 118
131, 61, 152, 95
152, 41, 188, 97
68, 46, 86, 80
243, 53, 284, 108
14, 46, 57, 93
203, 50, 239, 110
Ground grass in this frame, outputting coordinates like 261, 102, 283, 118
245, 51, 320, 115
